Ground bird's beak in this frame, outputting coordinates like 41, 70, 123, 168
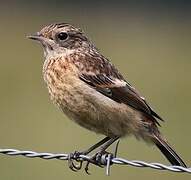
27, 32, 46, 42
27, 32, 54, 51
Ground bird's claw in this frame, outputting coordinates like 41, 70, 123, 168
67, 139, 119, 174
84, 151, 113, 174
68, 151, 83, 171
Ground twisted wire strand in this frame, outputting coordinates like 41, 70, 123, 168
0, 148, 190, 175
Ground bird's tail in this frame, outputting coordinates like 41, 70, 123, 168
153, 134, 187, 167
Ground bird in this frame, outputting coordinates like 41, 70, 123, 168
28, 23, 187, 172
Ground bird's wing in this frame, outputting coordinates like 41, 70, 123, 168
79, 73, 163, 125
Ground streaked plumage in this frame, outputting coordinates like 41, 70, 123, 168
28, 23, 187, 168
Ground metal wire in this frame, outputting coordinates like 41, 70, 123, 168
0, 148, 190, 175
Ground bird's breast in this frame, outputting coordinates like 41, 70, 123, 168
43, 57, 151, 138
43, 58, 105, 133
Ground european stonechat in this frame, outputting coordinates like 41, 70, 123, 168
28, 23, 187, 172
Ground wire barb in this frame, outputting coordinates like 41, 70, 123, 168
0, 148, 190, 175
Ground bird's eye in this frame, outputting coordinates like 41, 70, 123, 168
57, 32, 68, 40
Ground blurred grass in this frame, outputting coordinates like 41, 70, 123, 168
0, 2, 190, 180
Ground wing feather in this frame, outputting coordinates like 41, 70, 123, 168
80, 73, 163, 125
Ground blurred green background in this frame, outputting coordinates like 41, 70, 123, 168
0, 0, 190, 179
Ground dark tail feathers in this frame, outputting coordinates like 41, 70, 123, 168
154, 134, 187, 167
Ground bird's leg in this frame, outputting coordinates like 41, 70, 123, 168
114, 139, 120, 158
80, 136, 111, 155
85, 136, 119, 174
68, 136, 111, 171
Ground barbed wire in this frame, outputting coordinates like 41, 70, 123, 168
0, 148, 190, 175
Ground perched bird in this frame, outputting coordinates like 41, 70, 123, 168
28, 23, 186, 171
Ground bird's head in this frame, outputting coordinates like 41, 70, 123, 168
28, 23, 91, 57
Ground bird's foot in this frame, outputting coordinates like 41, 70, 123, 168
67, 139, 120, 174
68, 151, 83, 171
67, 150, 113, 174
84, 150, 114, 175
